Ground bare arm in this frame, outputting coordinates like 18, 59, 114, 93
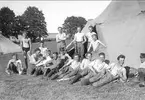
98, 40, 106, 47
87, 42, 92, 52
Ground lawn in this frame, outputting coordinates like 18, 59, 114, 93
0, 41, 145, 100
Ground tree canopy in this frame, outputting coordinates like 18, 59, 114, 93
0, 7, 15, 37
22, 6, 47, 40
62, 16, 87, 36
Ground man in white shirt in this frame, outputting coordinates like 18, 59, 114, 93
137, 53, 145, 87
56, 27, 67, 53
69, 52, 108, 84
39, 42, 47, 56
73, 26, 86, 59
85, 26, 96, 49
6, 53, 23, 75
88, 34, 106, 52
90, 54, 127, 87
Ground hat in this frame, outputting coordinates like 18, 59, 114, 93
140, 53, 145, 58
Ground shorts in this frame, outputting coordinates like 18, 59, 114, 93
22, 47, 30, 53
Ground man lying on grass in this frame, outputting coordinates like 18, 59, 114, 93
83, 54, 127, 87
51, 53, 81, 81
6, 53, 23, 75
55, 52, 93, 81
69, 52, 108, 84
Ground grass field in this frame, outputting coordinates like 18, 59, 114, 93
0, 41, 145, 100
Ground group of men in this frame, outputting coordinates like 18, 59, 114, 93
5, 26, 145, 88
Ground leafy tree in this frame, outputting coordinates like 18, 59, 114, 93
62, 16, 87, 36
22, 6, 47, 41
0, 7, 15, 37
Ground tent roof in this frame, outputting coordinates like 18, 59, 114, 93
0, 34, 22, 54
82, 0, 145, 68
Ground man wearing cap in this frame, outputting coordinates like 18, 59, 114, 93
137, 53, 145, 87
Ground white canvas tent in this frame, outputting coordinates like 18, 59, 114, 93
82, 0, 145, 68
0, 34, 22, 54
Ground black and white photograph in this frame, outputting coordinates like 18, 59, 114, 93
0, 0, 145, 100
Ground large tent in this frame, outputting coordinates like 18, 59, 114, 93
82, 0, 145, 68
0, 34, 22, 54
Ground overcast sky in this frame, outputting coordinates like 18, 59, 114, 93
0, 1, 111, 33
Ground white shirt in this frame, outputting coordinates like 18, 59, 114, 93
74, 32, 85, 42
108, 63, 125, 77
69, 60, 81, 70
22, 37, 30, 48
85, 32, 96, 43
89, 59, 108, 73
139, 61, 145, 68
39, 47, 47, 56
80, 59, 92, 70
56, 33, 66, 42
88, 40, 106, 51
29, 54, 37, 64
36, 56, 52, 67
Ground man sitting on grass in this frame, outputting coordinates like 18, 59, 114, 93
34, 49, 52, 77
54, 52, 92, 81
6, 53, 23, 75
55, 54, 81, 81
137, 53, 145, 87
27, 48, 42, 75
69, 52, 108, 84
88, 54, 127, 87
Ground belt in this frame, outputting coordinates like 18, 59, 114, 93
76, 41, 83, 43
57, 40, 65, 43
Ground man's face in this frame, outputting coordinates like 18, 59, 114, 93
40, 43, 44, 47
89, 27, 93, 32
99, 55, 105, 62
77, 27, 81, 32
23, 32, 27, 37
118, 58, 125, 66
92, 35, 97, 41
36, 50, 40, 56
12, 55, 17, 60
86, 54, 92, 60
53, 54, 58, 59
140, 57, 145, 63
58, 28, 62, 33
74, 55, 79, 61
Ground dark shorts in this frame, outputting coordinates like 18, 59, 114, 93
22, 47, 30, 53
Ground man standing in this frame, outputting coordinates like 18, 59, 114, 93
137, 53, 145, 87
73, 26, 86, 59
85, 26, 96, 49
56, 27, 67, 53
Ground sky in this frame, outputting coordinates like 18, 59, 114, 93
0, 1, 111, 33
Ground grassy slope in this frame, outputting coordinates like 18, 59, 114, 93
0, 41, 145, 100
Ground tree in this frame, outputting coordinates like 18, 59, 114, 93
0, 7, 15, 37
22, 6, 47, 41
62, 16, 87, 36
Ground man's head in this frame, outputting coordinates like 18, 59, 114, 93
99, 52, 105, 62
52, 52, 58, 60
44, 49, 51, 56
12, 53, 18, 60
85, 52, 92, 60
73, 54, 80, 62
22, 31, 27, 37
117, 54, 125, 66
40, 42, 44, 48
77, 26, 82, 33
38, 54, 43, 60
88, 26, 93, 32
140, 53, 145, 63
34, 48, 41, 56
92, 34, 98, 41
58, 27, 63, 33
